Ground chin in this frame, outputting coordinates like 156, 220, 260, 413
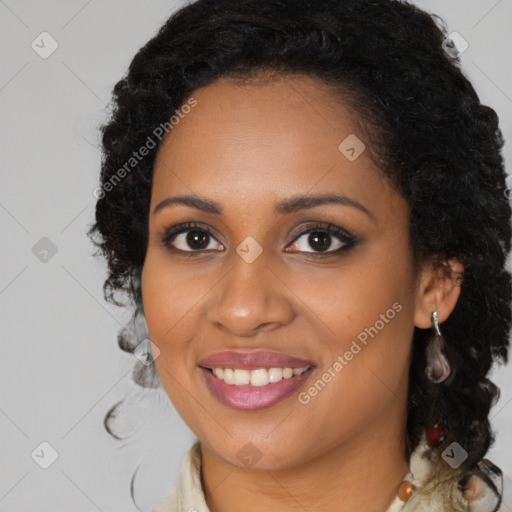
205, 434, 312, 472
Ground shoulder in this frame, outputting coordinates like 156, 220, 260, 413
396, 431, 503, 512
153, 488, 178, 512
152, 441, 209, 512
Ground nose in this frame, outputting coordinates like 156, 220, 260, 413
206, 252, 296, 338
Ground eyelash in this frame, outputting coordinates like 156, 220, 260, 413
158, 221, 357, 258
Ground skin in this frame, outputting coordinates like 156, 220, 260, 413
141, 73, 463, 512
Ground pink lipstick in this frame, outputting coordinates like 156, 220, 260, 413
199, 350, 316, 411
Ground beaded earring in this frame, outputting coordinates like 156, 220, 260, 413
425, 309, 451, 383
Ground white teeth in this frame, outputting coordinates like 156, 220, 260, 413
250, 369, 269, 387
283, 367, 293, 379
233, 369, 250, 385
209, 366, 310, 386
268, 367, 282, 383
223, 368, 234, 385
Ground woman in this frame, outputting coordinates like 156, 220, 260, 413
88, 0, 511, 510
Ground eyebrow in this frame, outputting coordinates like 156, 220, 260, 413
153, 193, 375, 220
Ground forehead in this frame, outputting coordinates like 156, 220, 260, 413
151, 74, 403, 219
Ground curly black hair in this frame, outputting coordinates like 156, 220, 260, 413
88, 0, 512, 478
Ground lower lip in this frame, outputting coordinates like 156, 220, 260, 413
200, 367, 314, 410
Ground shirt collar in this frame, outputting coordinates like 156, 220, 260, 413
154, 434, 502, 512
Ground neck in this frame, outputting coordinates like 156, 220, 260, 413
200, 407, 409, 512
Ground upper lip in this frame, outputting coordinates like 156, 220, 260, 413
199, 349, 315, 370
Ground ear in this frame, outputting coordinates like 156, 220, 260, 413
413, 258, 464, 329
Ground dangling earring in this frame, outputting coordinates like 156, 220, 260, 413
425, 309, 451, 383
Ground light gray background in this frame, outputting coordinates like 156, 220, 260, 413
1, 1, 511, 511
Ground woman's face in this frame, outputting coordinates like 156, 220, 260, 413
142, 74, 423, 470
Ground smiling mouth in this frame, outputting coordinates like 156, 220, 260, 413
202, 365, 314, 386
200, 364, 316, 411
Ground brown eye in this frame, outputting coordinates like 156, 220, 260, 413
161, 222, 224, 252
160, 221, 355, 256
307, 232, 332, 252
287, 224, 354, 255
169, 229, 223, 251
185, 230, 210, 250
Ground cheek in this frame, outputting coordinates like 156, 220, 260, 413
298, 303, 413, 447
141, 257, 192, 394
141, 257, 198, 413
291, 249, 413, 347
305, 240, 415, 403
141, 261, 172, 343
141, 252, 202, 342
141, 251, 218, 401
